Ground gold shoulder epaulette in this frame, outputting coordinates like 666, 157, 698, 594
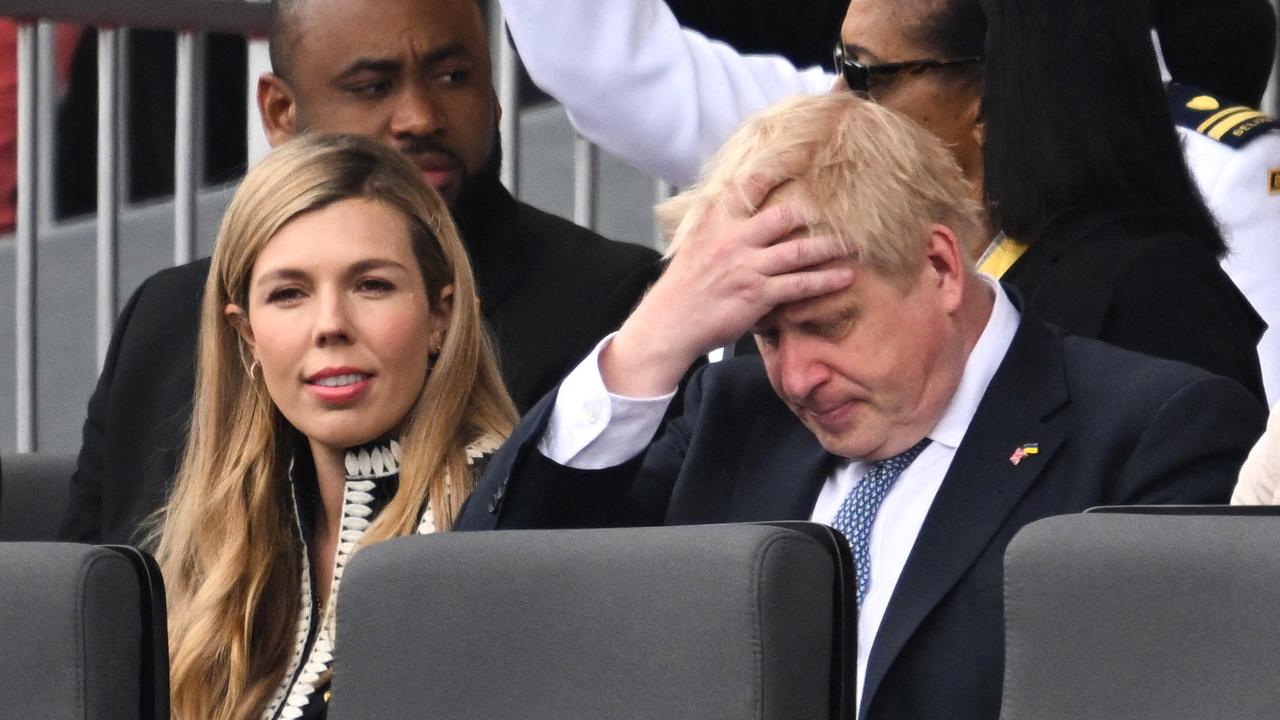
1168, 83, 1279, 149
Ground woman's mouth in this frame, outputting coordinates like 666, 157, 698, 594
305, 368, 374, 403
310, 373, 370, 388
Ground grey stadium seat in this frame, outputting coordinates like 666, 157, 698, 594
330, 522, 856, 720
0, 453, 77, 540
1000, 512, 1280, 720
0, 543, 169, 720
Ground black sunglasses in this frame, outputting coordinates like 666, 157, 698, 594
833, 43, 983, 97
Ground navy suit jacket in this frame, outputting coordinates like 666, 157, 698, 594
457, 313, 1265, 720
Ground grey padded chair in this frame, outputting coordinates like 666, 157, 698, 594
0, 453, 77, 540
330, 522, 856, 720
1000, 512, 1280, 720
0, 543, 169, 720
1087, 503, 1280, 517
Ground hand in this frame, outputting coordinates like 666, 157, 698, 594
602, 177, 854, 397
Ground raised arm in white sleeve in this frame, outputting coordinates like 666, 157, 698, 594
538, 335, 676, 469
499, 0, 834, 186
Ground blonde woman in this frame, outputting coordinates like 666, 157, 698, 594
149, 133, 516, 720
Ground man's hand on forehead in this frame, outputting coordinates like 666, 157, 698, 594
599, 175, 854, 398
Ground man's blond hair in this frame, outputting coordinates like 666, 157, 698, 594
658, 93, 983, 281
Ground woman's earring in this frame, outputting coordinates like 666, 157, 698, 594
236, 338, 258, 381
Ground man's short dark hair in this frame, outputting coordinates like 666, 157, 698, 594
267, 0, 302, 80
268, 0, 490, 81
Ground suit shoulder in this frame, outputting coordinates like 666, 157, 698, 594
1093, 226, 1254, 323
514, 201, 660, 276
1169, 83, 1279, 150
1059, 333, 1255, 407
114, 258, 210, 353
1061, 215, 1227, 284
132, 257, 211, 303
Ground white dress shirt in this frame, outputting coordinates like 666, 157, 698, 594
538, 279, 1020, 708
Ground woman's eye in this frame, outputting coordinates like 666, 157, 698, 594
357, 278, 394, 294
266, 287, 304, 304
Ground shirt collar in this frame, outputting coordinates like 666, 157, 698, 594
926, 276, 1021, 449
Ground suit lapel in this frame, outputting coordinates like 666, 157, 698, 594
859, 319, 1070, 716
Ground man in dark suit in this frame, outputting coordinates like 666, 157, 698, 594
457, 94, 1265, 719
59, 0, 659, 544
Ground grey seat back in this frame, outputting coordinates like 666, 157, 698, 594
0, 543, 170, 720
330, 523, 849, 720
1000, 513, 1280, 720
0, 453, 77, 540
1086, 503, 1280, 517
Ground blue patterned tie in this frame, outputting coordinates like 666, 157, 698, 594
830, 438, 932, 609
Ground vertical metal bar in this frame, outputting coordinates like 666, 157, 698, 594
175, 30, 206, 266
653, 179, 676, 250
116, 28, 132, 207
490, 10, 520, 196
15, 23, 39, 452
572, 136, 599, 230
97, 28, 121, 366
35, 21, 55, 227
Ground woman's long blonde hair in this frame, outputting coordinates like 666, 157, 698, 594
149, 133, 516, 720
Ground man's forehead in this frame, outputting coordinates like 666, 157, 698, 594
760, 260, 867, 324
288, 0, 487, 70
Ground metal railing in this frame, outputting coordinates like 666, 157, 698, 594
5, 2, 270, 451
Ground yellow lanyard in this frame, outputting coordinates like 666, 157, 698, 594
977, 233, 1030, 279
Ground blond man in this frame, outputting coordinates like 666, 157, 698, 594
459, 94, 1262, 720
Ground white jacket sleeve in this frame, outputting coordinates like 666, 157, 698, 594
500, 0, 835, 186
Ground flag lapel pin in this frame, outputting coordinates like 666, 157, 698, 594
1009, 443, 1040, 466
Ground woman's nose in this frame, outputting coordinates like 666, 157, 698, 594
313, 292, 354, 347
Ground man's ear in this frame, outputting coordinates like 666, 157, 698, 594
225, 303, 256, 350
257, 73, 298, 147
925, 223, 968, 312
